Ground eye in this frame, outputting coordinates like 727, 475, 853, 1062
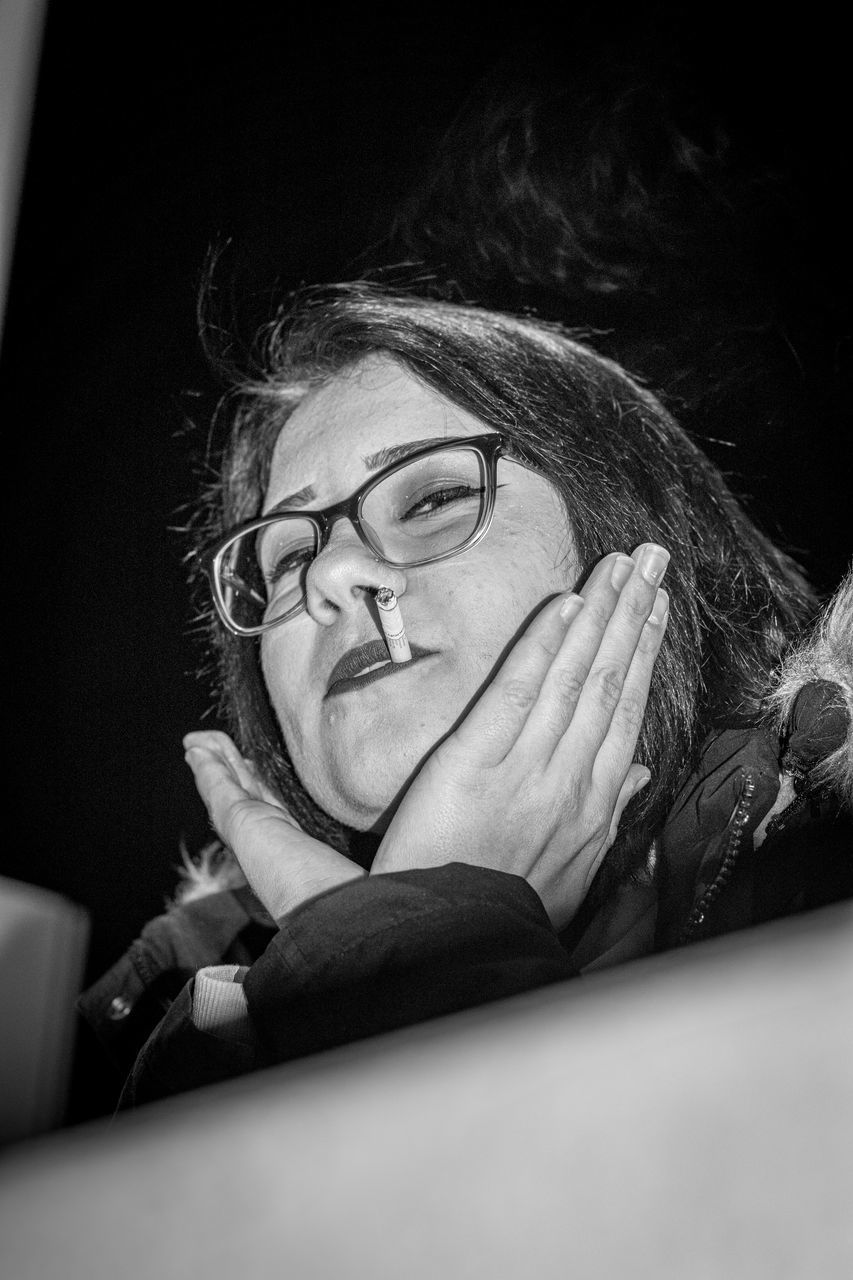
401, 483, 484, 521
265, 545, 314, 587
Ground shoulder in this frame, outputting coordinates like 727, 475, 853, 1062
765, 567, 853, 807
657, 569, 853, 947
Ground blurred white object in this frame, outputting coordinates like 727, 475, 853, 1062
0, 900, 850, 1278
0, 0, 48, 351
0, 876, 89, 1143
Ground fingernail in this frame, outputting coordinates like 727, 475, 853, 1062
648, 588, 669, 625
610, 555, 635, 590
633, 771, 652, 795
560, 592, 585, 622
638, 544, 670, 585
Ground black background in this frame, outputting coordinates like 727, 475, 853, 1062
2, 1, 849, 1122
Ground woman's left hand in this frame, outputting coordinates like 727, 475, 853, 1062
371, 546, 669, 930
183, 730, 365, 920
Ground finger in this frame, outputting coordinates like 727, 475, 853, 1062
587, 590, 668, 790
514, 551, 635, 759
445, 589, 586, 766
183, 729, 249, 784
557, 545, 670, 764
184, 730, 285, 811
602, 765, 652, 853
184, 741, 250, 837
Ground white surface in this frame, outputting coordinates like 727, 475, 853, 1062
1, 901, 851, 1278
0, 876, 89, 1143
0, 0, 48, 350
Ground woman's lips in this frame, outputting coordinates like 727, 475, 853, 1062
325, 640, 436, 698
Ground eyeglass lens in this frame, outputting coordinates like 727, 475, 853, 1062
218, 445, 490, 630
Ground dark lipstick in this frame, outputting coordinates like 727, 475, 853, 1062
325, 640, 434, 697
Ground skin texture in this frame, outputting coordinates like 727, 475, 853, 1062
259, 354, 578, 830
185, 353, 671, 929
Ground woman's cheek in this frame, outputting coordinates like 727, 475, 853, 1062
261, 643, 306, 759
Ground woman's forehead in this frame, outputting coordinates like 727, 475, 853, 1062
264, 355, 495, 504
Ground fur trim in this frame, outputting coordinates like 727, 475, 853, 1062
767, 565, 853, 806
170, 839, 247, 908
171, 566, 853, 905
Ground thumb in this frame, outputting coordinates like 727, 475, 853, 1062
605, 765, 652, 850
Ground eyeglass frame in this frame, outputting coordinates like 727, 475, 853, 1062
206, 432, 533, 637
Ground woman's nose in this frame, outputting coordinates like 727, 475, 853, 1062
304, 523, 407, 626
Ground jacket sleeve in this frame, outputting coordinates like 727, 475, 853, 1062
77, 887, 273, 1076
121, 863, 577, 1105
243, 862, 577, 1059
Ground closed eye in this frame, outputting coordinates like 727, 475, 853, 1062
265, 545, 314, 586
401, 484, 483, 521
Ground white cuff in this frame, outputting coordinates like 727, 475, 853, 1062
191, 964, 252, 1042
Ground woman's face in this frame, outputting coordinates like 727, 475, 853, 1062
261, 355, 578, 829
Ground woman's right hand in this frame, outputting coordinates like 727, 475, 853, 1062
183, 730, 366, 921
371, 545, 670, 930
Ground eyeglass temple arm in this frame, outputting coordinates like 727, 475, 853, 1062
220, 567, 266, 607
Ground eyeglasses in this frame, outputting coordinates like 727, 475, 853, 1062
207, 433, 523, 636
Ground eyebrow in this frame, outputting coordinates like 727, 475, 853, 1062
265, 436, 459, 513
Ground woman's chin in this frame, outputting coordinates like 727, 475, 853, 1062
309, 739, 434, 833
293, 694, 467, 831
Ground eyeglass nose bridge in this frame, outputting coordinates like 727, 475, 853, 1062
311, 489, 386, 564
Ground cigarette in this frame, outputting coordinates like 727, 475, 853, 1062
375, 587, 412, 663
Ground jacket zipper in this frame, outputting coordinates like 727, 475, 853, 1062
763, 787, 809, 840
679, 772, 756, 944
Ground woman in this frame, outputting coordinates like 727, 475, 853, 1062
79, 286, 852, 1105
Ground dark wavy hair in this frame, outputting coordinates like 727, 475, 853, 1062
192, 282, 816, 890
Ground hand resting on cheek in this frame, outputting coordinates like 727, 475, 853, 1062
372, 545, 668, 928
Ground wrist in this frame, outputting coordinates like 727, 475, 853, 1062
272, 863, 367, 920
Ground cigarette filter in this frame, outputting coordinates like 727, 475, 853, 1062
375, 587, 412, 663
